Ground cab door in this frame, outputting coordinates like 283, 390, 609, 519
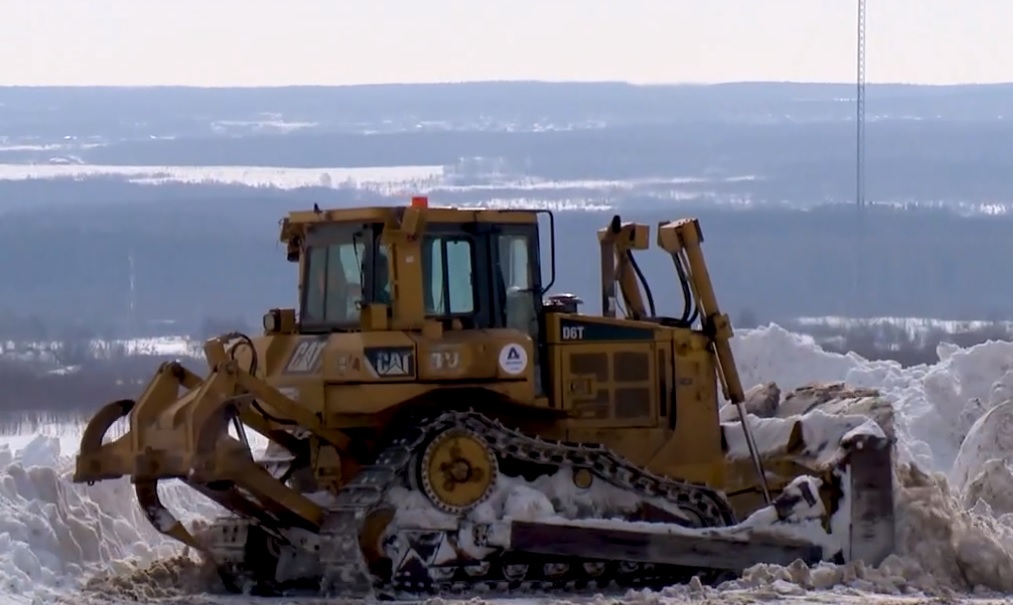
492, 225, 546, 395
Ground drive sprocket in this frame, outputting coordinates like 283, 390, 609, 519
418, 426, 498, 514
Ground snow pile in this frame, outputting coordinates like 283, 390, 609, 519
723, 324, 1013, 597
0, 435, 223, 603
732, 324, 1013, 472
951, 400, 1013, 500
722, 406, 886, 466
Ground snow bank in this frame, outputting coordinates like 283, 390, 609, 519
729, 324, 1013, 597
0, 435, 223, 604
733, 323, 1013, 472
4, 322, 1013, 603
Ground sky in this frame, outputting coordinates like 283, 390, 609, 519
1, 0, 1010, 87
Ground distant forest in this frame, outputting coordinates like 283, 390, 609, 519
2, 83, 1013, 202
57, 121, 1013, 202
0, 179, 1011, 341
3, 81, 1012, 136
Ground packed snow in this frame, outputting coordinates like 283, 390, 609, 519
3, 323, 1013, 604
387, 468, 835, 559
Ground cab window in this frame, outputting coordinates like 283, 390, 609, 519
497, 233, 537, 334
301, 227, 373, 325
423, 235, 475, 315
498, 234, 532, 290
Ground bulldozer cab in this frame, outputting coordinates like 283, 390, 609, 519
280, 202, 761, 416
283, 199, 553, 390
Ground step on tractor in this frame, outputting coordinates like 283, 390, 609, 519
73, 197, 895, 598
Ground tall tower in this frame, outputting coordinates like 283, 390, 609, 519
854, 0, 868, 316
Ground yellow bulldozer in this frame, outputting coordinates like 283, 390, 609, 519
73, 197, 895, 598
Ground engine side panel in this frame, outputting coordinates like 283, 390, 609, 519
542, 312, 726, 486
255, 329, 544, 426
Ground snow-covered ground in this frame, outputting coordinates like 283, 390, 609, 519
0, 162, 756, 212
3, 323, 1013, 604
3, 161, 1010, 214
0, 336, 203, 366
0, 163, 446, 191
0, 163, 733, 194
789, 315, 1013, 346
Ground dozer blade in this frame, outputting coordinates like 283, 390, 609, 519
721, 410, 896, 568
506, 519, 822, 572
840, 432, 895, 564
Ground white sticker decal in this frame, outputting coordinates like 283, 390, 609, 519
498, 343, 528, 375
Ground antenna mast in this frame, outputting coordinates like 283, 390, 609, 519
853, 0, 867, 315
856, 0, 866, 212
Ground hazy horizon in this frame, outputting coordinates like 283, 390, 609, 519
3, 0, 1011, 87
1, 79, 1011, 90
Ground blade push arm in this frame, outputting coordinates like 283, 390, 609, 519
597, 215, 651, 320
657, 218, 770, 503
656, 219, 744, 404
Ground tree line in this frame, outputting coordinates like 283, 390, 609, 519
1, 319, 1010, 430
6, 195, 1013, 327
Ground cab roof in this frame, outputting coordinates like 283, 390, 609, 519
279, 197, 540, 243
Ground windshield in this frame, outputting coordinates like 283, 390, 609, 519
300, 223, 387, 327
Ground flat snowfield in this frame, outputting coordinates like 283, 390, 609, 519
0, 163, 760, 211
0, 163, 447, 190
3, 323, 1013, 605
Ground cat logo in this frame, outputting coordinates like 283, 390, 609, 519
364, 346, 415, 378
283, 337, 328, 374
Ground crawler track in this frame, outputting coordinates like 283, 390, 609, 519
204, 410, 741, 598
